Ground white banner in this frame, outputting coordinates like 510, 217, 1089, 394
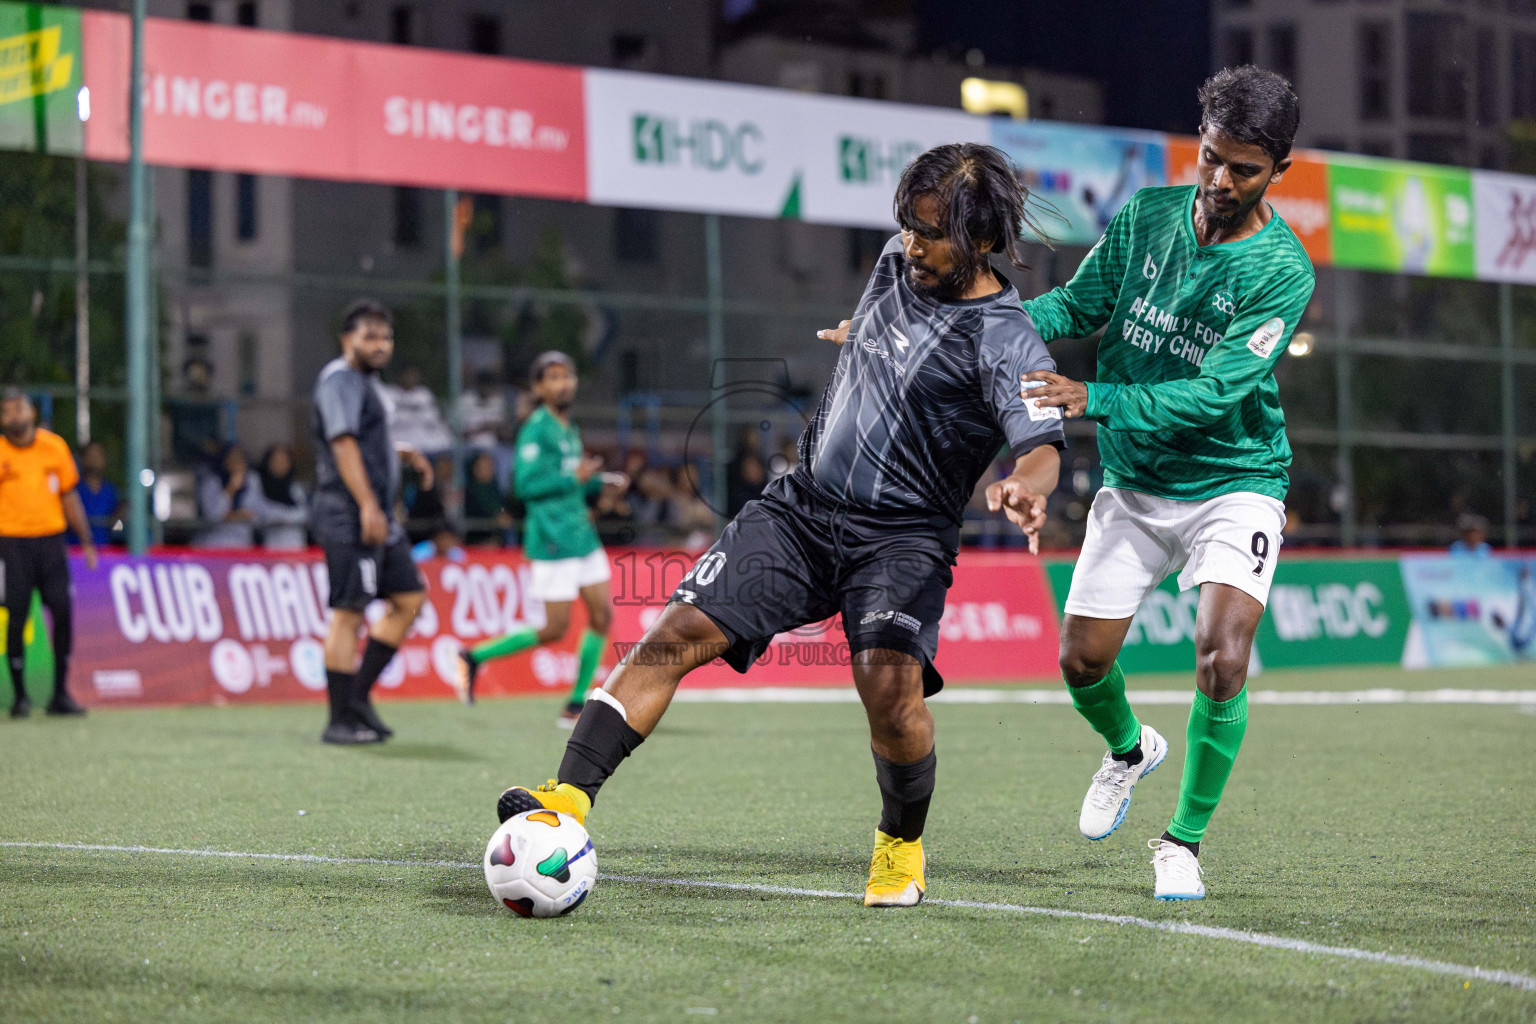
1473, 170, 1536, 284
584, 68, 985, 229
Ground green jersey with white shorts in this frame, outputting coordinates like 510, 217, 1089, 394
1023, 184, 1314, 503
514, 406, 605, 562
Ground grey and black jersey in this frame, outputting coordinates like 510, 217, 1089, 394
797, 235, 1065, 525
311, 357, 402, 544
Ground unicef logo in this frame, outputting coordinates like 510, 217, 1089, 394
1212, 290, 1236, 316
682, 359, 811, 517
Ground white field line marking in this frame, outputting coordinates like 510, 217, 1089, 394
3, 841, 1533, 993
673, 687, 1536, 706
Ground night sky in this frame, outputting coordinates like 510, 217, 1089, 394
913, 0, 1213, 133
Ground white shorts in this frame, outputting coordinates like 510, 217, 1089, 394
1064, 487, 1286, 619
526, 549, 612, 603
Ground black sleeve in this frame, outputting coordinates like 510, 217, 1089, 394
316, 371, 367, 443
981, 308, 1067, 457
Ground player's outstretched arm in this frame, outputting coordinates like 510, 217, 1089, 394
984, 444, 1060, 555
1020, 196, 1135, 343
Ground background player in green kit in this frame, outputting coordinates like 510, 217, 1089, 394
1015, 66, 1314, 901
455, 351, 628, 727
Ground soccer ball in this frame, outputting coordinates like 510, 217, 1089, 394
483, 809, 596, 918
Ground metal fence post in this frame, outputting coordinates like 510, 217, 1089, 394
74, 157, 89, 446
1500, 282, 1517, 549
705, 213, 727, 529
445, 188, 464, 524
1334, 267, 1357, 548
124, 0, 150, 555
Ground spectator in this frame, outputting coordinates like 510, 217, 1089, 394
165, 356, 222, 465
457, 369, 510, 450
406, 452, 456, 533
463, 450, 512, 546
726, 427, 767, 518
673, 463, 717, 548
69, 441, 120, 547
252, 444, 309, 550
412, 518, 467, 563
1450, 512, 1492, 556
628, 464, 676, 543
382, 365, 453, 456
195, 444, 257, 548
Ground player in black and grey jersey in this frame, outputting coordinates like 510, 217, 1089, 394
494, 144, 1064, 908
311, 299, 433, 745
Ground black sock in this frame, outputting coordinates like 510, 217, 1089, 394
325, 670, 355, 727
1117, 742, 1144, 767
557, 700, 644, 805
1161, 830, 1199, 857
873, 748, 937, 842
352, 638, 397, 700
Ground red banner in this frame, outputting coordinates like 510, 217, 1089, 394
66, 549, 1058, 708
81, 13, 586, 199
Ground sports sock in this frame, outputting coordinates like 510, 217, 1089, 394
558, 698, 644, 805
6, 654, 24, 704
568, 629, 604, 707
1067, 660, 1142, 756
872, 748, 937, 842
471, 626, 540, 664
1161, 830, 1199, 857
352, 637, 397, 698
325, 670, 355, 726
1167, 688, 1249, 846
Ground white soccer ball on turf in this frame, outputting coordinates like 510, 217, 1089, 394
483, 809, 596, 917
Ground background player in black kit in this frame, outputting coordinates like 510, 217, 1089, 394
496, 143, 1064, 907
311, 300, 433, 745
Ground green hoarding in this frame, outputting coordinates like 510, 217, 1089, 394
1328, 158, 1474, 278
0, 2, 83, 156
1043, 556, 1411, 675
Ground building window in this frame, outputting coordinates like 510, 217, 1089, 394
1406, 13, 1469, 118
612, 33, 654, 70
186, 2, 211, 21
1266, 24, 1297, 86
237, 332, 258, 397
469, 14, 500, 54
1477, 28, 1499, 125
187, 169, 212, 268
615, 208, 659, 263
236, 2, 256, 27
1222, 27, 1254, 68
1358, 22, 1391, 121
848, 71, 887, 99
236, 174, 257, 241
391, 5, 413, 45
1407, 134, 1468, 164
1516, 32, 1536, 118
393, 186, 422, 248
1359, 138, 1395, 158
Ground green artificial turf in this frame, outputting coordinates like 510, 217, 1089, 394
2, 665, 1534, 1023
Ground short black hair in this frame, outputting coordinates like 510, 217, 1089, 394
1198, 65, 1300, 166
529, 350, 575, 383
340, 298, 393, 336
893, 142, 1051, 287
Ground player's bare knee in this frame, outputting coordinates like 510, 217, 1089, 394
587, 605, 612, 635
1196, 645, 1248, 701
1059, 646, 1113, 687
392, 591, 426, 618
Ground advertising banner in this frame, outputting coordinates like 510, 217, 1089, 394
0, 1, 82, 156
991, 121, 1165, 247
1399, 555, 1536, 668
1328, 157, 1475, 277
1472, 170, 1536, 284
1165, 138, 1332, 265
80, 13, 586, 199
62, 548, 1059, 708
1043, 562, 1200, 674
1257, 557, 1411, 667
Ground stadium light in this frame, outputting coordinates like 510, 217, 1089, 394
961, 77, 1027, 119
1288, 331, 1314, 357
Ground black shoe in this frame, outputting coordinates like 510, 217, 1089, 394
321, 720, 382, 745
10, 697, 31, 719
351, 699, 393, 739
45, 693, 85, 716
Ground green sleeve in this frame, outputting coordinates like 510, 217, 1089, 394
1021, 193, 1135, 342
513, 419, 578, 502
1085, 267, 1315, 431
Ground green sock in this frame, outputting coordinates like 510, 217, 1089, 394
1168, 688, 1249, 845
470, 626, 540, 664
568, 629, 604, 706
1068, 660, 1141, 755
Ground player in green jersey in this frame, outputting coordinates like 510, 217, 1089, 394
455, 351, 628, 728
1015, 66, 1314, 900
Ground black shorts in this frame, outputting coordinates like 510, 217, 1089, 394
672, 473, 957, 695
322, 535, 424, 611
0, 533, 70, 613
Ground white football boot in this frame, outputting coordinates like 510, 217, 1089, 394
1078, 724, 1167, 840
1148, 838, 1205, 900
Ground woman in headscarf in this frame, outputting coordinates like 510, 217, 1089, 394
194, 444, 258, 548
252, 443, 310, 550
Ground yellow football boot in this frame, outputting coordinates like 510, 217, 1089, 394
864, 831, 926, 907
496, 779, 592, 826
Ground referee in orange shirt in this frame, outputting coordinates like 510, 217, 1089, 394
0, 388, 97, 718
